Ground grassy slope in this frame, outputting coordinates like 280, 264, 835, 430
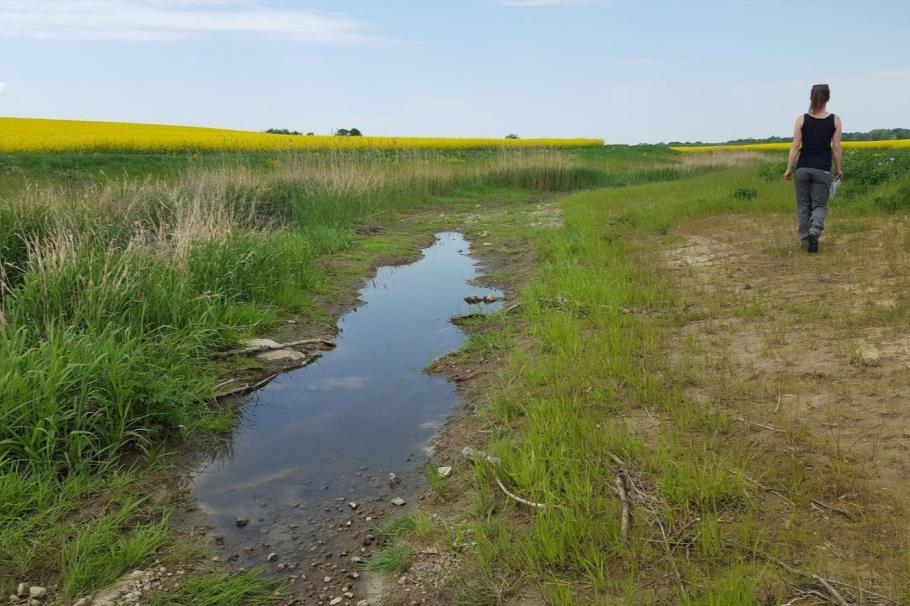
414, 153, 910, 604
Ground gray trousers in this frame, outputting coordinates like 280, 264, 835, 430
795, 167, 831, 240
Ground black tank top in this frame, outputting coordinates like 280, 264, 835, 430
797, 113, 836, 171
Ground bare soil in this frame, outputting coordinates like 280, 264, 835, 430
666, 213, 910, 500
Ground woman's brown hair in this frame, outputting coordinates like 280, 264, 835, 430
810, 84, 830, 113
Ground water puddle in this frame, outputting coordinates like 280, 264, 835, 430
189, 232, 501, 573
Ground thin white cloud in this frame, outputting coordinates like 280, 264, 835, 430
501, 0, 592, 5
608, 57, 655, 67
0, 82, 6, 94
0, 1, 381, 43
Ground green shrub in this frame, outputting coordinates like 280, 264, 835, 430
873, 186, 910, 213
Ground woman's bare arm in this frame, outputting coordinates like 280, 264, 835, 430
784, 115, 803, 180
832, 115, 843, 180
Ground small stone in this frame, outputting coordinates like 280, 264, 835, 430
211, 556, 220, 562
350, 571, 360, 579
16, 585, 28, 598
256, 349, 307, 363
329, 599, 343, 606
344, 592, 354, 598
29, 587, 47, 600
323, 576, 333, 583
351, 556, 363, 564
357, 601, 370, 606
388, 473, 400, 488
390, 497, 406, 506
73, 598, 92, 606
858, 343, 882, 367
267, 553, 279, 563
345, 521, 352, 527
437, 466, 452, 478
365, 516, 373, 522
348, 502, 358, 510
235, 517, 249, 528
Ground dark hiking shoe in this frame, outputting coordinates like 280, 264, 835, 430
807, 234, 819, 253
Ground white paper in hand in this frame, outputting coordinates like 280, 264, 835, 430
830, 177, 841, 199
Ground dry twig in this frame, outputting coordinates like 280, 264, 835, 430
495, 476, 546, 509
214, 338, 335, 358
215, 372, 279, 399
728, 468, 796, 507
615, 474, 630, 544
809, 498, 859, 521
734, 415, 785, 433
762, 554, 851, 606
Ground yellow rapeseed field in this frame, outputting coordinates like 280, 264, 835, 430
0, 117, 603, 152
672, 140, 910, 152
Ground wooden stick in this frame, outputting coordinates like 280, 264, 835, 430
615, 474, 630, 544
214, 338, 335, 358
728, 468, 795, 507
214, 372, 279, 399
503, 302, 523, 314
826, 579, 894, 604
495, 476, 546, 509
734, 416, 785, 433
809, 498, 858, 521
762, 554, 851, 606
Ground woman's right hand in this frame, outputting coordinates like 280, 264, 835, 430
784, 168, 793, 180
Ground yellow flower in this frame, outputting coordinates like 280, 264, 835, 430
0, 117, 604, 152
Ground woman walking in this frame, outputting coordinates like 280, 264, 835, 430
784, 84, 843, 253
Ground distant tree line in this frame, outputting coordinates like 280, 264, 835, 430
263, 128, 365, 137
666, 127, 910, 147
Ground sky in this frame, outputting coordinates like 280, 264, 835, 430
0, 0, 908, 143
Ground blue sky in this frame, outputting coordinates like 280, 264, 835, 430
0, 0, 908, 143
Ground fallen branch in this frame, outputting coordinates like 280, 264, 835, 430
609, 451, 682, 593
495, 476, 546, 509
615, 474, 630, 544
810, 498, 859, 522
762, 554, 851, 606
215, 372, 279, 399
734, 416, 785, 433
607, 452, 631, 543
826, 579, 895, 604
503, 302, 523, 314
454, 370, 483, 383
214, 338, 335, 358
728, 468, 795, 507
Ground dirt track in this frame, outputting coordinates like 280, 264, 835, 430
667, 212, 910, 525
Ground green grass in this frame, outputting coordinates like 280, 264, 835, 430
149, 570, 284, 606
4, 145, 909, 600
448, 154, 910, 603
362, 545, 414, 573
381, 513, 434, 539
0, 146, 693, 596
0, 468, 170, 599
